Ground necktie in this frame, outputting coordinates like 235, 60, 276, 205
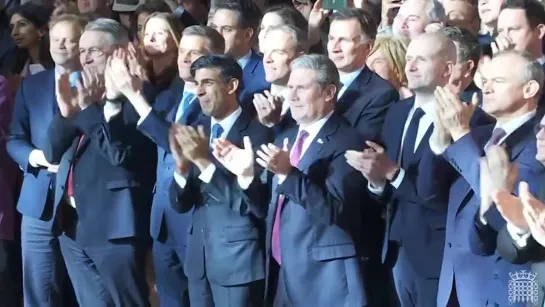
400, 107, 425, 168
175, 92, 195, 123
484, 128, 507, 151
211, 123, 224, 141
271, 130, 309, 265
67, 136, 85, 197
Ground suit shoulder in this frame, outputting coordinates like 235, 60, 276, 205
368, 72, 398, 93
24, 69, 54, 84
332, 115, 365, 150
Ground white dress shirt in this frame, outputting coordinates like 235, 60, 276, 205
338, 67, 364, 99
237, 50, 252, 70
137, 87, 197, 126
174, 107, 243, 188
369, 97, 435, 194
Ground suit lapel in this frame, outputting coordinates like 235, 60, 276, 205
385, 98, 414, 163
167, 81, 185, 122
296, 114, 340, 172
504, 117, 536, 162
336, 67, 372, 115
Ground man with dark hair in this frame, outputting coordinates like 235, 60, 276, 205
210, 0, 270, 117
168, 55, 272, 307
327, 8, 399, 141
439, 26, 483, 103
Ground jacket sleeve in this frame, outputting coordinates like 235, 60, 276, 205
168, 169, 200, 213
43, 113, 79, 164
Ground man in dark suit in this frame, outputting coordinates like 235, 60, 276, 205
116, 25, 225, 307
209, 0, 270, 115
219, 54, 369, 306
6, 14, 86, 307
327, 8, 400, 141
167, 55, 271, 306
430, 50, 544, 306
346, 33, 492, 307
42, 19, 156, 306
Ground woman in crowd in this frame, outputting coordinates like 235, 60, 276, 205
132, 2, 172, 43
366, 35, 413, 99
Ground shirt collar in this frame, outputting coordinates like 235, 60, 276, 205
413, 95, 435, 116
237, 50, 253, 70
495, 109, 536, 142
537, 55, 545, 65
339, 66, 364, 89
210, 106, 242, 137
298, 111, 334, 142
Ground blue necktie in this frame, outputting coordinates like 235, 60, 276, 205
400, 107, 425, 169
211, 124, 224, 142
175, 92, 195, 123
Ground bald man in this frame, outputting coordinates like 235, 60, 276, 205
345, 33, 494, 306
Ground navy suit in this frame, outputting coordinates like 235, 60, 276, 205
337, 66, 399, 141
43, 101, 157, 307
169, 110, 272, 306
239, 51, 270, 117
137, 80, 202, 307
245, 113, 369, 307
378, 98, 494, 307
438, 119, 542, 306
6, 69, 71, 307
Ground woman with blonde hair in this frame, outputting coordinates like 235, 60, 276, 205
366, 35, 413, 99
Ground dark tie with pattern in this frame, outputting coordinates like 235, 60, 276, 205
484, 128, 507, 151
271, 130, 309, 265
400, 107, 425, 168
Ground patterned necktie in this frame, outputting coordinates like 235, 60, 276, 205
211, 123, 224, 141
484, 128, 507, 151
175, 92, 195, 123
400, 107, 425, 168
271, 130, 309, 265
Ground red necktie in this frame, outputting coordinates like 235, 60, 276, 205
271, 130, 309, 265
67, 136, 85, 197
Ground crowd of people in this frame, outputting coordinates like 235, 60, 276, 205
1, 0, 545, 306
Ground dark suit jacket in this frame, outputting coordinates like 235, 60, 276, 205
441, 118, 543, 306
138, 80, 202, 252
336, 66, 399, 141
7, 69, 57, 220
0, 75, 18, 240
239, 51, 270, 118
244, 113, 370, 306
168, 110, 272, 286
43, 102, 157, 246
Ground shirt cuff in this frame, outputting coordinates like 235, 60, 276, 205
390, 168, 405, 189
173, 5, 185, 17
136, 108, 153, 126
277, 174, 287, 185
28, 149, 40, 168
198, 164, 216, 184
507, 223, 532, 247
480, 215, 488, 225
429, 136, 450, 155
237, 175, 254, 190
368, 181, 386, 195
174, 172, 188, 189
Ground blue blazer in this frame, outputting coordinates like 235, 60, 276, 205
239, 51, 270, 117
439, 119, 542, 306
138, 80, 202, 252
169, 110, 273, 286
7, 69, 57, 219
245, 113, 370, 306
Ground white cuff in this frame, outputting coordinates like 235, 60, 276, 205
507, 223, 532, 248
174, 172, 188, 189
28, 149, 41, 168
237, 175, 254, 190
104, 101, 122, 122
480, 215, 488, 225
277, 174, 287, 185
136, 108, 153, 126
429, 133, 451, 155
198, 164, 216, 184
390, 168, 405, 189
368, 181, 386, 195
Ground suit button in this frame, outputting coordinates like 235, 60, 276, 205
167, 167, 171, 171
60, 185, 65, 190
201, 229, 204, 233
448, 243, 452, 248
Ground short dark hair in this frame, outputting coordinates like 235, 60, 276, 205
190, 55, 244, 93
330, 8, 378, 40
215, 0, 262, 31
440, 26, 481, 68
503, 0, 545, 28
183, 25, 226, 55
263, 5, 308, 33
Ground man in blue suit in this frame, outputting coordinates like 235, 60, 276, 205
328, 9, 399, 141
430, 50, 544, 306
168, 55, 272, 306
6, 14, 86, 307
210, 0, 270, 116
346, 33, 493, 306
119, 25, 226, 307
218, 54, 370, 306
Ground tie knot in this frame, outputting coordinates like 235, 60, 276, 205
298, 130, 309, 142
489, 127, 507, 147
212, 124, 224, 140
412, 107, 425, 121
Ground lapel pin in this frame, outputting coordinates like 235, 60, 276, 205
317, 138, 324, 144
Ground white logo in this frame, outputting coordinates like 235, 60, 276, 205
508, 270, 539, 305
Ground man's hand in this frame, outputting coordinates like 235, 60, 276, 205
435, 86, 478, 141
479, 145, 519, 219
177, 125, 211, 171
381, 0, 402, 28
492, 188, 528, 233
80, 67, 105, 107
106, 49, 143, 97
127, 43, 149, 81
345, 141, 398, 186
212, 136, 255, 178
253, 91, 283, 128
491, 35, 515, 56
256, 138, 292, 176
29, 149, 59, 172
521, 182, 545, 247
429, 96, 452, 154
169, 125, 191, 174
